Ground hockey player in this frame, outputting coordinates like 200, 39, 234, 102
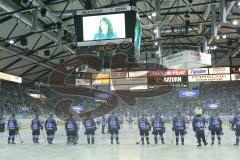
31, 115, 43, 144
209, 112, 223, 145
138, 113, 151, 145
172, 112, 186, 145
65, 114, 79, 145
192, 107, 208, 147
7, 114, 19, 144
126, 113, 134, 130
151, 112, 165, 144
108, 112, 120, 144
231, 110, 240, 146
83, 116, 96, 144
44, 114, 57, 144
0, 116, 5, 133
102, 115, 107, 134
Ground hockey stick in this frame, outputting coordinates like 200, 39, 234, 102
171, 131, 174, 144
17, 133, 24, 143
206, 130, 210, 140
136, 139, 142, 144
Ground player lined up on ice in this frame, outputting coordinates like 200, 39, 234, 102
172, 112, 186, 146
3, 109, 240, 146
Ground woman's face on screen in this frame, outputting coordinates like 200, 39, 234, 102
100, 20, 108, 34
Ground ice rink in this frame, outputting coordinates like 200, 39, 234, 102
0, 123, 239, 160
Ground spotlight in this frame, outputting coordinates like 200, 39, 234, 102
222, 34, 227, 39
233, 20, 238, 25
20, 37, 28, 46
40, 7, 47, 17
152, 12, 156, 17
9, 40, 14, 44
238, 1, 240, 7
148, 15, 152, 19
44, 50, 50, 56
154, 28, 158, 33
155, 42, 158, 46
216, 36, 220, 40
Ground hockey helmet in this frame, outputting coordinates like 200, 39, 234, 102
194, 107, 202, 115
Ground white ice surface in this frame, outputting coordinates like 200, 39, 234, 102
0, 123, 239, 160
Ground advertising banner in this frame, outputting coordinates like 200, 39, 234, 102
231, 67, 240, 73
148, 70, 187, 77
188, 68, 208, 75
110, 84, 148, 91
231, 74, 240, 81
110, 72, 128, 79
75, 79, 91, 86
128, 71, 147, 77
92, 79, 110, 85
163, 50, 211, 70
179, 90, 200, 97
209, 67, 230, 74
188, 74, 230, 82
92, 73, 110, 79
94, 93, 112, 100
111, 77, 147, 85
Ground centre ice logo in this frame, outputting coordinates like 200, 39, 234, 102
48, 54, 173, 120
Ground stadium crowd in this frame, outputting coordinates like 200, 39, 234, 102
0, 81, 240, 117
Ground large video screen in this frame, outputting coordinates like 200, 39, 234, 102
83, 13, 126, 41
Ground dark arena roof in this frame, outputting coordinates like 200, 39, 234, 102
0, 0, 239, 82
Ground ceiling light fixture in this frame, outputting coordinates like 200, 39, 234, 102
152, 12, 157, 17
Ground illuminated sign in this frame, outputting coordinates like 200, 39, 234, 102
110, 84, 148, 91
110, 72, 128, 79
148, 70, 187, 77
231, 67, 240, 73
231, 74, 240, 81
0, 72, 22, 83
29, 93, 46, 99
111, 77, 147, 85
188, 74, 230, 82
179, 90, 199, 97
163, 77, 182, 83
75, 79, 91, 86
92, 73, 109, 79
94, 93, 112, 99
209, 67, 230, 74
188, 68, 208, 75
92, 79, 110, 85
128, 71, 147, 77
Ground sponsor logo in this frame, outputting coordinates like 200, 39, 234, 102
188, 69, 208, 75
148, 70, 187, 77
163, 77, 182, 83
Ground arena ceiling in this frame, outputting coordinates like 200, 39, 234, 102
0, 0, 239, 83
